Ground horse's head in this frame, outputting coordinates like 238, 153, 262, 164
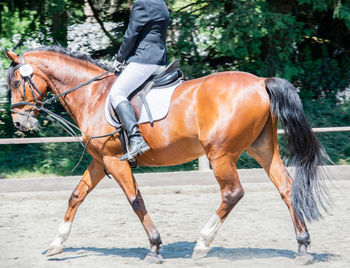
5, 51, 49, 131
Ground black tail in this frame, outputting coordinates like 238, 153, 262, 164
265, 77, 330, 222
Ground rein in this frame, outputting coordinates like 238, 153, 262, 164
10, 55, 120, 171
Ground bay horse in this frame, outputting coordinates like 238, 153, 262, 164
5, 47, 329, 262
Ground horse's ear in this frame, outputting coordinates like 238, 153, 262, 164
4, 50, 19, 63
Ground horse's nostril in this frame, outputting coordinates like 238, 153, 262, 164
14, 122, 21, 128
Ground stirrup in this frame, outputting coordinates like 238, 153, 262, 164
119, 152, 135, 161
119, 143, 150, 161
120, 154, 135, 161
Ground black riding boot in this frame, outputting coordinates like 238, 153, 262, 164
115, 100, 150, 161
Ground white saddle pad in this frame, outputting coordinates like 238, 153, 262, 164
105, 80, 183, 127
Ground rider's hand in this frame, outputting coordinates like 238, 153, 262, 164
114, 59, 124, 73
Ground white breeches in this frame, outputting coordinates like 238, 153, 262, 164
108, 62, 165, 108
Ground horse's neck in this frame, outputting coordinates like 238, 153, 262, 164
39, 55, 107, 129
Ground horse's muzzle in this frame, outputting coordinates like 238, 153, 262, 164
13, 113, 39, 132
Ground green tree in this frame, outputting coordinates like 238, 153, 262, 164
169, 0, 350, 99
0, 0, 85, 48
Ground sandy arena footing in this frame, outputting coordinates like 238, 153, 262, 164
0, 166, 349, 267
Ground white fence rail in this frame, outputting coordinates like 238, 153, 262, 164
277, 126, 350, 134
0, 136, 83, 144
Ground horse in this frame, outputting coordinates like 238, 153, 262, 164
5, 46, 329, 262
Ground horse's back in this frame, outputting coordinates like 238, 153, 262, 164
199, 71, 270, 114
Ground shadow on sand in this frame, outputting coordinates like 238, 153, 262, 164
208, 246, 336, 263
44, 241, 336, 263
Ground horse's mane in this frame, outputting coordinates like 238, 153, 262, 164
7, 46, 111, 90
26, 46, 111, 70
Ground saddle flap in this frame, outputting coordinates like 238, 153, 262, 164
106, 80, 182, 128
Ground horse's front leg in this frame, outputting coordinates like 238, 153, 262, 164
47, 158, 105, 256
104, 156, 163, 263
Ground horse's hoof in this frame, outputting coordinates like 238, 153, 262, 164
144, 252, 163, 264
295, 253, 313, 265
47, 245, 64, 256
192, 249, 209, 260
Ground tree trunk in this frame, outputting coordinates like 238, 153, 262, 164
51, 0, 68, 46
84, 0, 96, 23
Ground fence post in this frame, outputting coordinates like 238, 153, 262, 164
198, 155, 210, 171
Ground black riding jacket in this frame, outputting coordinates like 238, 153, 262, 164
116, 0, 169, 65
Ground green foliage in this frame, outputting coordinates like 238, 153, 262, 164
303, 98, 350, 164
0, 103, 15, 138
0, 143, 92, 177
0, 0, 85, 48
170, 0, 350, 97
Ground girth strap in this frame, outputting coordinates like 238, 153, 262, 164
137, 92, 154, 126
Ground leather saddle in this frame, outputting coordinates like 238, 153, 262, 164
109, 59, 183, 126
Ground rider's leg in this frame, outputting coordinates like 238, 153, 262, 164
109, 62, 164, 160
115, 99, 150, 160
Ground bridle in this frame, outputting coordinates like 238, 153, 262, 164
9, 54, 120, 171
10, 55, 44, 115
10, 55, 112, 114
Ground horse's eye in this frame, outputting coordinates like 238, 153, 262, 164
12, 80, 21, 88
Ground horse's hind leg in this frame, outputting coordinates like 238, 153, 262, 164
47, 159, 105, 256
193, 154, 244, 258
246, 113, 310, 255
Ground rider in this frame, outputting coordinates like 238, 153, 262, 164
109, 0, 169, 161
